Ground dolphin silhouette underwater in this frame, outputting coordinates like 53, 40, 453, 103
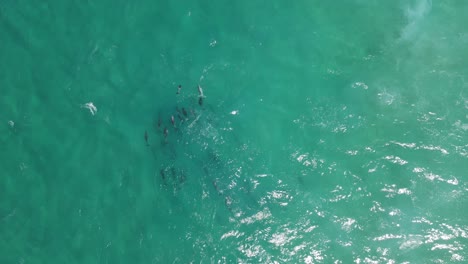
197, 85, 205, 106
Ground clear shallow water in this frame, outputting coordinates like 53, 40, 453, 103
1, 0, 467, 263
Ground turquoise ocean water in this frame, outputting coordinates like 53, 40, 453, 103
1, 0, 467, 263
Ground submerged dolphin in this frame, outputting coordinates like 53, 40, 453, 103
198, 85, 205, 106
176, 84, 182, 94
197, 85, 204, 97
144, 131, 149, 146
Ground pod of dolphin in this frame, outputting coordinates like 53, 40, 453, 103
144, 84, 262, 220
145, 84, 205, 142
145, 84, 210, 193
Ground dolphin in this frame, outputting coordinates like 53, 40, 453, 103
198, 85, 205, 106
175, 107, 184, 121
144, 131, 149, 146
197, 85, 204, 97
176, 84, 182, 94
178, 170, 186, 183
212, 179, 223, 195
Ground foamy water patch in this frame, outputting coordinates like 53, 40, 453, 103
237, 244, 264, 258
220, 230, 244, 240
291, 150, 324, 170
329, 185, 351, 203
381, 184, 412, 198
391, 141, 416, 149
420, 145, 449, 155
412, 169, 460, 186
377, 89, 397, 106
268, 228, 297, 247
453, 120, 468, 131
264, 190, 293, 206
391, 141, 449, 155
351, 82, 369, 90
240, 208, 272, 225
304, 249, 324, 263
399, 235, 424, 250
370, 201, 385, 213
337, 217, 359, 232
383, 155, 408, 165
